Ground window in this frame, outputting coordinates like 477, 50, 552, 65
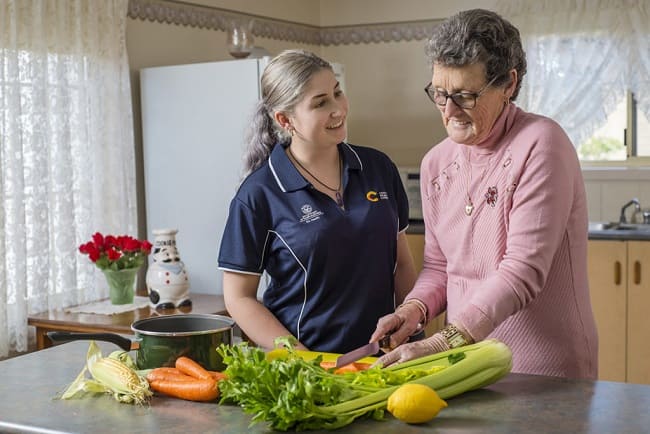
0, 0, 136, 358
497, 1, 650, 165
577, 92, 650, 161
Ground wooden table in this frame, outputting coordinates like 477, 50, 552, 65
28, 293, 227, 350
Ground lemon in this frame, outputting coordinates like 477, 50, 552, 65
387, 383, 448, 424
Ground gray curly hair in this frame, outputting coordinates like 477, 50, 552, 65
425, 9, 527, 101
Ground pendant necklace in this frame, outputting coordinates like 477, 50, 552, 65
465, 151, 494, 217
287, 147, 344, 208
465, 199, 474, 216
465, 153, 474, 216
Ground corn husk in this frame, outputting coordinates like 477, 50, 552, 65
108, 349, 138, 370
59, 341, 152, 405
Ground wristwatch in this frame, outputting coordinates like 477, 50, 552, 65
440, 324, 468, 349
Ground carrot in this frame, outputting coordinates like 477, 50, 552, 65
146, 367, 197, 383
320, 361, 372, 374
150, 378, 219, 402
343, 362, 372, 373
208, 370, 228, 381
320, 361, 336, 370
153, 367, 184, 374
175, 356, 212, 381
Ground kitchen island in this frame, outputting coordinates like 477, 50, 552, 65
2, 340, 650, 434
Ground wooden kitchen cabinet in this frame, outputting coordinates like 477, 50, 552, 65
405, 233, 446, 336
587, 240, 627, 382
625, 241, 650, 384
406, 233, 425, 273
588, 240, 650, 384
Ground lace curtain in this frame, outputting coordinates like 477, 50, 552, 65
495, 0, 650, 147
0, 0, 137, 357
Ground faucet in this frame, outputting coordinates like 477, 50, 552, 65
619, 198, 641, 223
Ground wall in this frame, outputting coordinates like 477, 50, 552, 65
318, 0, 495, 25
176, 0, 321, 25
127, 0, 323, 244
321, 40, 440, 167
125, 0, 477, 171
129, 0, 650, 233
127, 1, 503, 237
583, 169, 650, 222
316, 0, 500, 166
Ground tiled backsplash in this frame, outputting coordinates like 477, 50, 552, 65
583, 167, 650, 222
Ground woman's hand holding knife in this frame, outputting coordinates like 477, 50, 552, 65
369, 301, 425, 354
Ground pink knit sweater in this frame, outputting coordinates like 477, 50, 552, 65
408, 104, 598, 379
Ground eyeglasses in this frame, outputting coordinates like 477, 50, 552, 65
424, 76, 498, 109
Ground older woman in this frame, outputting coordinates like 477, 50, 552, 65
372, 9, 598, 379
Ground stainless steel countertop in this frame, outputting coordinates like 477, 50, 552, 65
588, 222, 650, 240
4, 340, 650, 433
408, 220, 650, 241
588, 229, 650, 240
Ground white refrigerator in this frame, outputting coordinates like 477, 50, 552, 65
140, 58, 344, 295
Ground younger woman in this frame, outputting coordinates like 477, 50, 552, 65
218, 50, 417, 353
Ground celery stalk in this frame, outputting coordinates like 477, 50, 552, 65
318, 339, 512, 417
218, 338, 512, 431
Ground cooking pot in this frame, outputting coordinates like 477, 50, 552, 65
47, 314, 235, 371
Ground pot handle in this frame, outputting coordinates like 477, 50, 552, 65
46, 331, 133, 351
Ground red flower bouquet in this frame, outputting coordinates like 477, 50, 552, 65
79, 232, 153, 271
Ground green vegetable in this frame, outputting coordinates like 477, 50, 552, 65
217, 337, 511, 431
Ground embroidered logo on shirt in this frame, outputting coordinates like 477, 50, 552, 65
366, 190, 389, 202
485, 186, 498, 207
299, 204, 324, 223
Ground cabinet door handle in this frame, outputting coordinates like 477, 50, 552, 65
634, 260, 641, 285
614, 261, 622, 285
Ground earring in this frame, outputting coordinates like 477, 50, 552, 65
504, 97, 511, 106
287, 126, 295, 136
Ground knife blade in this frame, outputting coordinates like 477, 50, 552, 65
335, 336, 391, 368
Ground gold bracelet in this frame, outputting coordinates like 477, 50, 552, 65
440, 324, 469, 349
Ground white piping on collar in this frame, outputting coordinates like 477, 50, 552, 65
268, 157, 286, 192
342, 142, 363, 170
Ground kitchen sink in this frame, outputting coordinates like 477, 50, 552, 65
616, 223, 650, 231
589, 222, 650, 232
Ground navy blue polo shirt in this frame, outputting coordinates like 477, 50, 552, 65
218, 142, 409, 353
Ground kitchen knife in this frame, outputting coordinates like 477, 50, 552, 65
335, 336, 391, 368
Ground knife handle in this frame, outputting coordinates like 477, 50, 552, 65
378, 335, 392, 351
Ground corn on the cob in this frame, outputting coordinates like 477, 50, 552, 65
108, 349, 138, 370
88, 356, 152, 404
59, 341, 152, 405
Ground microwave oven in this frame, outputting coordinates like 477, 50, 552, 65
398, 167, 423, 221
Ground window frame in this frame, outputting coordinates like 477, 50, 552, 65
579, 90, 650, 167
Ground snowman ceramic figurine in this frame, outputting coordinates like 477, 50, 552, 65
145, 228, 191, 310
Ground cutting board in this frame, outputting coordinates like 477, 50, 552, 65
266, 348, 377, 364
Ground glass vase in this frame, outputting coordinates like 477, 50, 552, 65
103, 267, 139, 305
226, 20, 254, 59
